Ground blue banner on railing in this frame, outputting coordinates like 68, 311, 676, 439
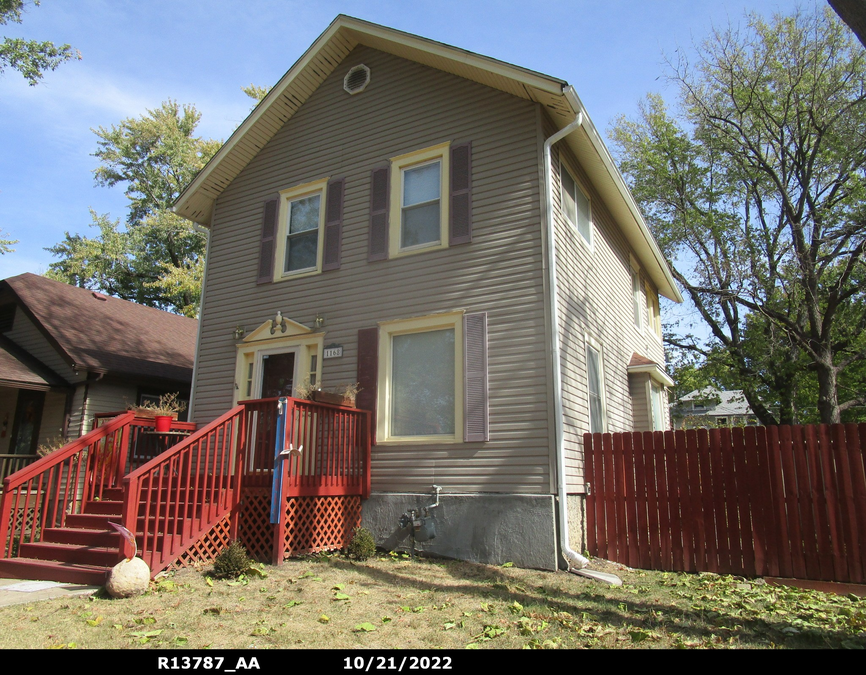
269, 398, 287, 524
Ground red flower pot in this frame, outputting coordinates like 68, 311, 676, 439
154, 415, 172, 432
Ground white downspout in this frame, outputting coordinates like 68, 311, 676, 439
543, 86, 589, 572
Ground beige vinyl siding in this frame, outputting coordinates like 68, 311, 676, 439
79, 380, 140, 433
629, 373, 652, 432
194, 46, 554, 495
547, 121, 667, 492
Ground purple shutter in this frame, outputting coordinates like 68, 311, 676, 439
323, 178, 344, 271
357, 327, 379, 444
450, 142, 472, 245
257, 198, 279, 284
368, 167, 389, 261
464, 312, 488, 442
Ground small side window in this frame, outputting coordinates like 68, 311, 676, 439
561, 165, 591, 245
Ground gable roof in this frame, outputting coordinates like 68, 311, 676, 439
1, 273, 197, 384
173, 15, 681, 303
677, 388, 754, 417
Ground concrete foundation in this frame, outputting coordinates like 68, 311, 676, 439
566, 494, 587, 556
362, 492, 559, 571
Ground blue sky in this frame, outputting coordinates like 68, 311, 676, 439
0, 0, 809, 282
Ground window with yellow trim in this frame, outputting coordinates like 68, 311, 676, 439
273, 178, 328, 281
377, 312, 463, 443
389, 143, 450, 258
645, 281, 662, 338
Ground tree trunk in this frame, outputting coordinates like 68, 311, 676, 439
815, 353, 841, 424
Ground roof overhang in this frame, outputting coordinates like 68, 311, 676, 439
173, 14, 681, 302
627, 353, 675, 387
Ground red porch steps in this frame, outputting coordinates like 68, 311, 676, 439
0, 488, 126, 585
0, 485, 221, 586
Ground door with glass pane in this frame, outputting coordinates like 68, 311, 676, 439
258, 351, 297, 399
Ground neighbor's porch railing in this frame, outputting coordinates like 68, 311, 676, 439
0, 454, 39, 491
93, 412, 196, 472
0, 412, 135, 559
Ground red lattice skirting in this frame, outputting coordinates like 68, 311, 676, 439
283, 495, 362, 559
237, 487, 274, 563
169, 513, 233, 570
235, 488, 362, 563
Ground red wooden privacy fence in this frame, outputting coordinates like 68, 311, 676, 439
584, 424, 866, 584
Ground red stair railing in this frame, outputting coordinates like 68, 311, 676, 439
0, 412, 135, 559
120, 406, 246, 573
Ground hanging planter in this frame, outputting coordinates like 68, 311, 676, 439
130, 392, 187, 431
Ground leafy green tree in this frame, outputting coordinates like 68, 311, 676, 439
0, 0, 79, 85
47, 101, 219, 317
0, 227, 16, 254
241, 83, 270, 102
611, 7, 866, 424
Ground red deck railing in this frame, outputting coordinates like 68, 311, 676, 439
240, 397, 371, 496
0, 412, 135, 559
120, 406, 246, 572
280, 397, 372, 498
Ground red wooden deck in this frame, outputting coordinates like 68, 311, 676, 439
0, 397, 371, 583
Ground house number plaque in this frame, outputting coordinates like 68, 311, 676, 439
323, 345, 343, 359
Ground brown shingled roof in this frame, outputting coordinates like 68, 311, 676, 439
628, 353, 657, 368
2, 273, 197, 383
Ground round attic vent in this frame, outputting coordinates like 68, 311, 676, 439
343, 64, 371, 95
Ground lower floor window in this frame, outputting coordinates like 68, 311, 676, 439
378, 312, 464, 443
391, 328, 455, 436
586, 340, 606, 434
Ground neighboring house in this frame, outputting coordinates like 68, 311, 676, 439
0, 273, 197, 459
174, 16, 682, 570
671, 387, 758, 429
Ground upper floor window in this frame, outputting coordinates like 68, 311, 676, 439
388, 143, 451, 258
401, 160, 441, 249
285, 193, 322, 274
632, 270, 642, 330
561, 164, 591, 245
645, 281, 662, 338
273, 178, 329, 280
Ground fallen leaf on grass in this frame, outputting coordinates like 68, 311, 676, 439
354, 623, 377, 632
318, 614, 330, 623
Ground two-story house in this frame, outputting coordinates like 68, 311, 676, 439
174, 16, 681, 570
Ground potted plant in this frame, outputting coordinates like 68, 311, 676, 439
134, 393, 187, 432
